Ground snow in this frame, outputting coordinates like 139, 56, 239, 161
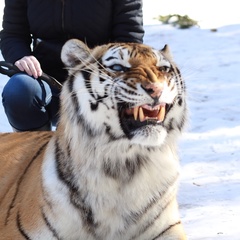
144, 24, 240, 239
0, 1, 240, 239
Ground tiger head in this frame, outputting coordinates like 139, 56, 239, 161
60, 39, 187, 147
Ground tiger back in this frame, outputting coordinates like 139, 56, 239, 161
0, 40, 187, 239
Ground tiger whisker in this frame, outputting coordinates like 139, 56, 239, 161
87, 50, 118, 77
77, 53, 115, 80
64, 55, 111, 81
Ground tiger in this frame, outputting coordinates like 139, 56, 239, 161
0, 39, 187, 240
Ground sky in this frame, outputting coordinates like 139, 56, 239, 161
0, 1, 240, 239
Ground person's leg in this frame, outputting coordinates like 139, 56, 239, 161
2, 73, 55, 131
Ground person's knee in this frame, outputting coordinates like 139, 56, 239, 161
2, 74, 37, 109
1, 73, 52, 130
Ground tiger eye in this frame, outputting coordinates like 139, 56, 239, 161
159, 66, 170, 73
109, 64, 129, 72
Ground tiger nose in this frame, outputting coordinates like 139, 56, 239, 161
141, 82, 164, 99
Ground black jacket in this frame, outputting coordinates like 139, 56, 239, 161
0, 0, 144, 82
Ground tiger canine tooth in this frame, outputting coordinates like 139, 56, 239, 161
139, 107, 145, 122
158, 106, 166, 122
133, 107, 139, 121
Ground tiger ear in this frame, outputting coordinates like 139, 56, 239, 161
161, 44, 173, 61
61, 39, 91, 67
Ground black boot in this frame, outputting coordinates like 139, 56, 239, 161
12, 122, 52, 132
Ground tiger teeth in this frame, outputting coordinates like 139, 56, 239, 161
158, 106, 166, 122
132, 104, 166, 122
139, 107, 145, 122
133, 106, 139, 121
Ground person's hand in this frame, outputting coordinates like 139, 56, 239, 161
15, 56, 42, 79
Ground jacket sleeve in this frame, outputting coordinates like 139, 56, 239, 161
0, 0, 32, 63
111, 0, 144, 43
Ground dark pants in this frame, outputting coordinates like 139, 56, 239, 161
2, 73, 60, 131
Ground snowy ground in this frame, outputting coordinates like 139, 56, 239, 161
0, 1, 240, 239
144, 3, 240, 238
145, 24, 240, 240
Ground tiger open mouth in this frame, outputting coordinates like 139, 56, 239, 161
119, 103, 170, 138
124, 104, 166, 122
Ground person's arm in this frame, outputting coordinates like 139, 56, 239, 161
111, 0, 144, 43
0, 0, 42, 78
0, 0, 32, 62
